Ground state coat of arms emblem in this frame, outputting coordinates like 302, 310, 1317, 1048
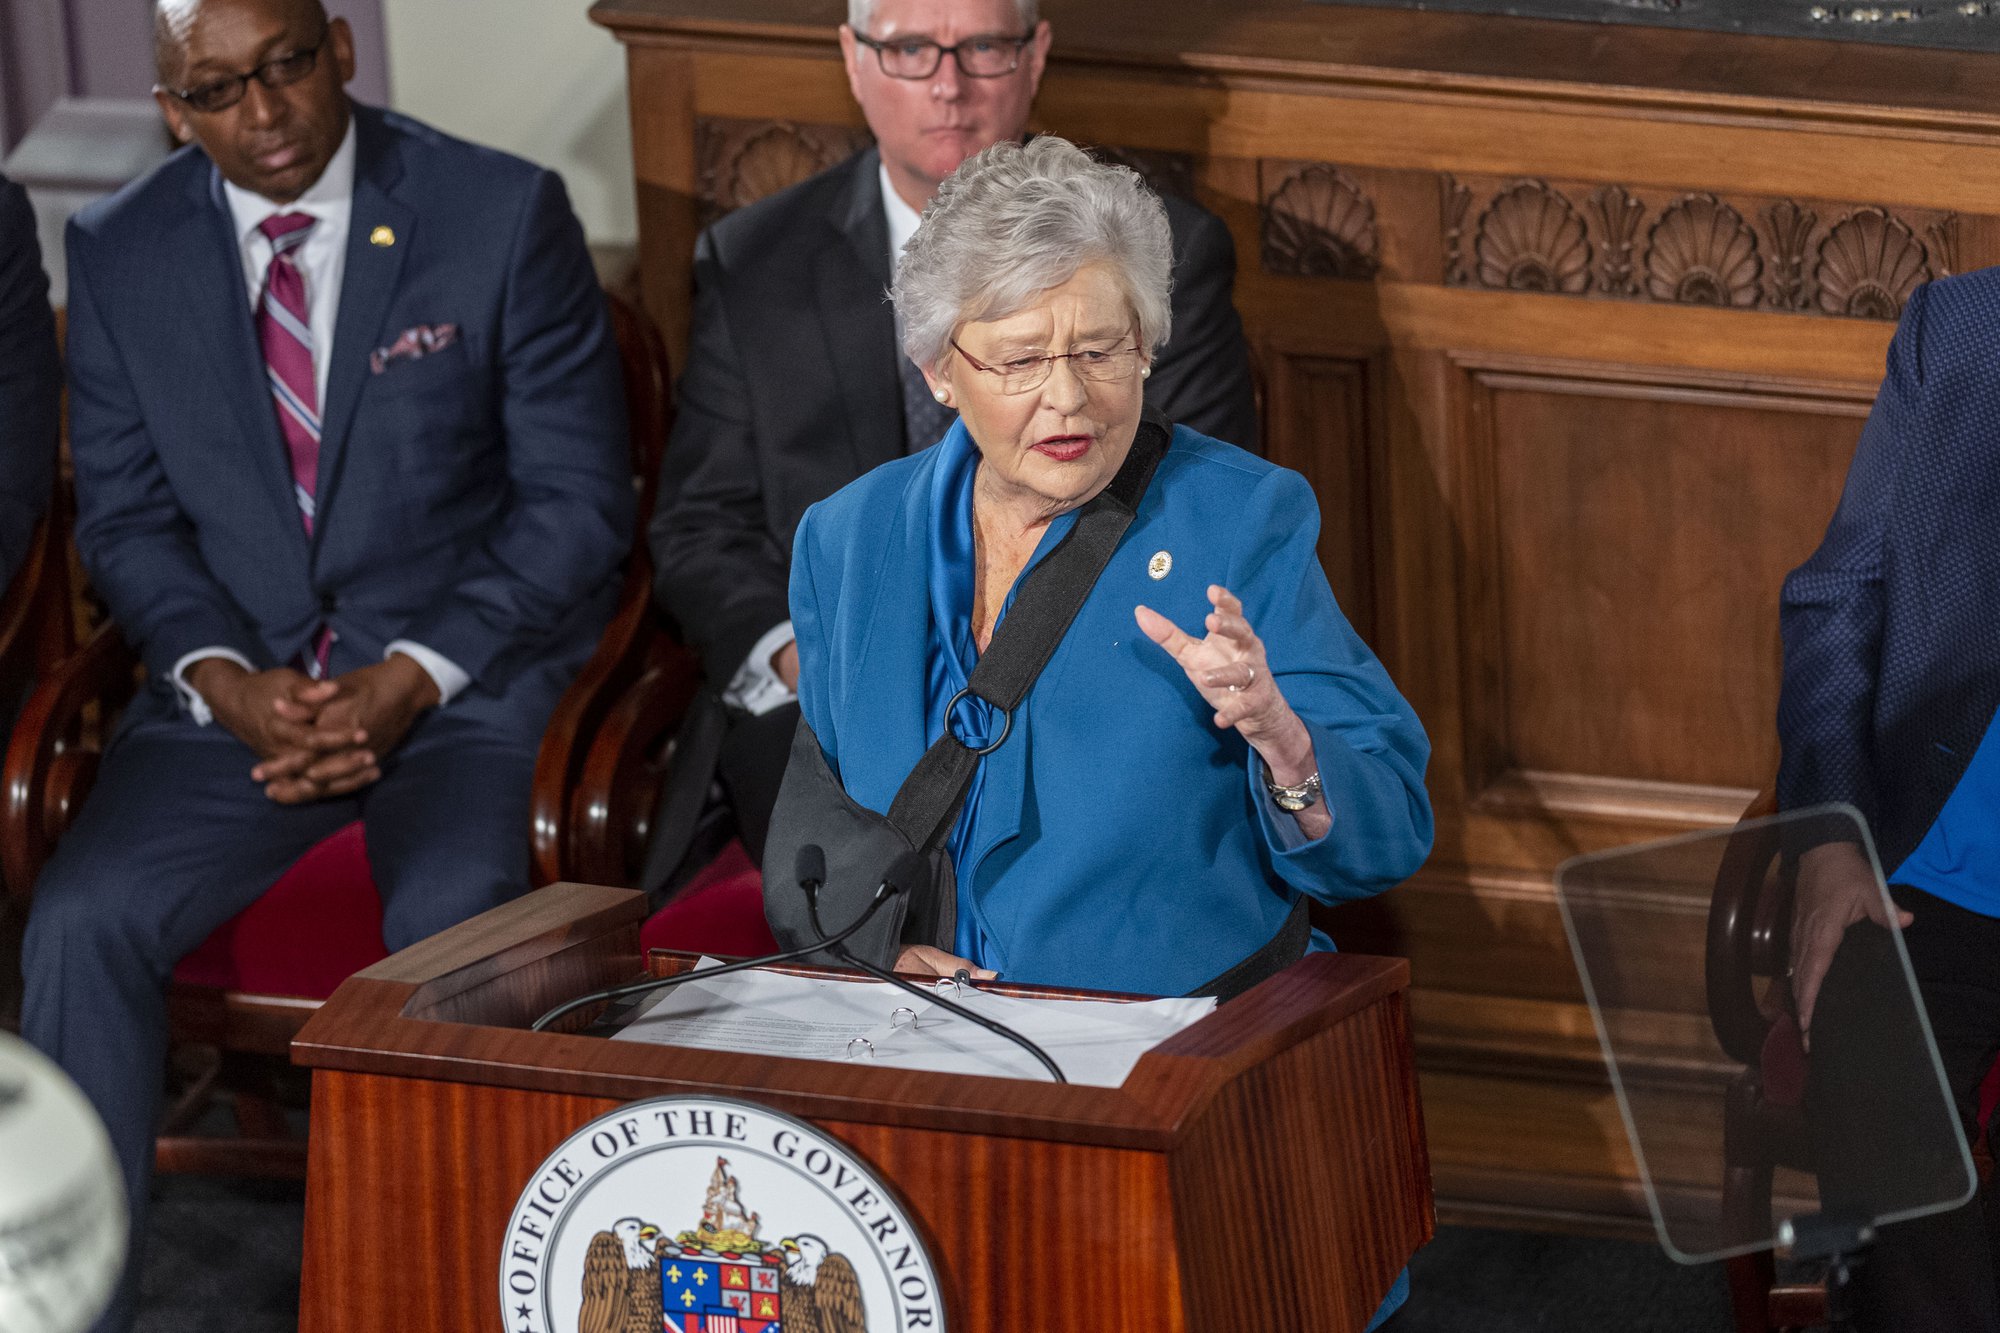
500, 1097, 941, 1333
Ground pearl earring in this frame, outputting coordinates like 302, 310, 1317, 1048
934, 389, 950, 404
1140, 365, 1152, 380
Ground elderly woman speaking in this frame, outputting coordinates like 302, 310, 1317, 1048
774, 136, 1431, 1008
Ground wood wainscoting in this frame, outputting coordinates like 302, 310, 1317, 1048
589, 0, 2000, 1235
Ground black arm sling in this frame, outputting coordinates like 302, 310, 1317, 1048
761, 410, 1308, 1002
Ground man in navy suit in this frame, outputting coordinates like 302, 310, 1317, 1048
0, 171, 58, 593
19, 1, 630, 1326
1781, 273, 2000, 1331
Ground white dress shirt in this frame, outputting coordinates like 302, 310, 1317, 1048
174, 118, 469, 723
721, 165, 927, 717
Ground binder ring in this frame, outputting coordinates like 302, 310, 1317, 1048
944, 686, 1012, 756
846, 1036, 874, 1058
890, 1006, 920, 1029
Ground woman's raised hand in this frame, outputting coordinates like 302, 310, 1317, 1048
1135, 586, 1293, 745
1137, 586, 1327, 836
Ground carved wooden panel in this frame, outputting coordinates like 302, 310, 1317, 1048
1451, 358, 1870, 804
694, 117, 875, 225
1260, 350, 1380, 645
1258, 161, 1381, 280
1085, 145, 1196, 200
1446, 175, 1970, 320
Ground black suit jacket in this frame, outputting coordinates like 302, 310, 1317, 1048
650, 146, 1259, 685
0, 173, 58, 592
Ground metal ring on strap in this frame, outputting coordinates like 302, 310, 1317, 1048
944, 686, 1012, 756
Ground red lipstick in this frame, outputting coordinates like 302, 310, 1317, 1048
1033, 434, 1091, 462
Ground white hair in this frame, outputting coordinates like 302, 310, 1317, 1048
893, 136, 1173, 374
848, 0, 1037, 33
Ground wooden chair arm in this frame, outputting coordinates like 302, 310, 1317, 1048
2, 620, 141, 902
0, 511, 74, 696
527, 558, 669, 888
1706, 785, 1783, 1066
566, 646, 703, 888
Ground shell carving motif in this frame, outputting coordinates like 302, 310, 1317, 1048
1473, 182, 1589, 295
1818, 208, 1929, 321
726, 125, 845, 213
1645, 194, 1761, 308
1262, 165, 1379, 280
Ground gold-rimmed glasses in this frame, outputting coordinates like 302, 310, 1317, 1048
950, 338, 1143, 395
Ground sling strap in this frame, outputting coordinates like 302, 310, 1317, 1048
883, 407, 1169, 854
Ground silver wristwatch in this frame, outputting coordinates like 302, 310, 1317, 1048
1264, 770, 1323, 813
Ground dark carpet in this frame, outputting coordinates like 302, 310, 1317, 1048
134, 1173, 1743, 1332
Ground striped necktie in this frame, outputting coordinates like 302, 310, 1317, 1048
257, 212, 333, 675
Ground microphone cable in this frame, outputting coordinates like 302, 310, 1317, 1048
794, 845, 1068, 1084
527, 866, 910, 1033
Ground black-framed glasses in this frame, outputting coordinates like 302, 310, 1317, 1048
159, 26, 330, 114
853, 31, 1035, 80
951, 338, 1144, 395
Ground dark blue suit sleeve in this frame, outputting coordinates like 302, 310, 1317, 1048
1149, 201, 1260, 454
0, 179, 58, 592
1231, 468, 1433, 901
396, 170, 631, 689
1776, 284, 1922, 827
67, 221, 266, 677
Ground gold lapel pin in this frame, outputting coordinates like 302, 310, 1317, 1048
1148, 551, 1172, 580
369, 225, 396, 247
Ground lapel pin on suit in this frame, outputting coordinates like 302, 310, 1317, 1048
1148, 551, 1172, 580
369, 225, 395, 247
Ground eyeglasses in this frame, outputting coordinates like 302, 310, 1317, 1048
951, 339, 1144, 395
159, 26, 329, 114
853, 31, 1035, 80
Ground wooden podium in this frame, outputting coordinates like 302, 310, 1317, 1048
291, 883, 1433, 1332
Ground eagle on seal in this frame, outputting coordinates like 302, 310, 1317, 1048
778, 1234, 865, 1333
577, 1217, 662, 1333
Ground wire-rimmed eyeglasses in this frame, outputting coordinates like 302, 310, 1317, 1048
158, 25, 330, 114
853, 31, 1035, 80
950, 338, 1144, 395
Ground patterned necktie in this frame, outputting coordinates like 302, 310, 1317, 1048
256, 212, 333, 675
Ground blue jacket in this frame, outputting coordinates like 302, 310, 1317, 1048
1780, 273, 2000, 869
791, 424, 1434, 995
64, 105, 631, 738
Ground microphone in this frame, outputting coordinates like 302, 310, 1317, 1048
527, 852, 906, 1033
797, 845, 1068, 1084
795, 843, 827, 895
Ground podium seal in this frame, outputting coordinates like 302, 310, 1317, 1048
499, 1095, 946, 1332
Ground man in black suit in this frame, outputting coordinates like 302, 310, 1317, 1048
0, 172, 58, 593
647, 0, 1258, 877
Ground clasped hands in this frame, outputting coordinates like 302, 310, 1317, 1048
189, 654, 440, 804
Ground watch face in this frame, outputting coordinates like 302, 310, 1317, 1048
1275, 793, 1309, 813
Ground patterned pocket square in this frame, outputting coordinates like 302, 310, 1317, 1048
370, 322, 459, 374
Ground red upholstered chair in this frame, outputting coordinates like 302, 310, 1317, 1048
1708, 787, 2000, 1333
0, 291, 687, 1177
